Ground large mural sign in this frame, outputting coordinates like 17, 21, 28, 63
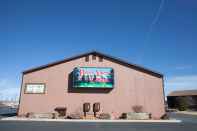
73, 67, 114, 88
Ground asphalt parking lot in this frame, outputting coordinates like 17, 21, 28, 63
170, 112, 197, 123
0, 120, 197, 131
0, 113, 197, 131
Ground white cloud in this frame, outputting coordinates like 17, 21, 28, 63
165, 75, 197, 96
0, 78, 20, 101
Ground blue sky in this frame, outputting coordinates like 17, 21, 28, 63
0, 0, 197, 100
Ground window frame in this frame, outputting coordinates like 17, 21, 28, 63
24, 83, 46, 94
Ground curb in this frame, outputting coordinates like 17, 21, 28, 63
175, 112, 197, 116
1, 118, 182, 123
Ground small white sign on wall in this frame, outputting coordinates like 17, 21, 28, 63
25, 84, 45, 94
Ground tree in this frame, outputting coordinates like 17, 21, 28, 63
176, 97, 188, 111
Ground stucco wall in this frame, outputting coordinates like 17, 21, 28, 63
18, 55, 165, 119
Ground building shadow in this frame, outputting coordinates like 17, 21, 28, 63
67, 72, 113, 93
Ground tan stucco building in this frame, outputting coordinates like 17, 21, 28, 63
18, 51, 165, 119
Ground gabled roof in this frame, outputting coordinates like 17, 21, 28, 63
168, 90, 197, 97
23, 51, 163, 78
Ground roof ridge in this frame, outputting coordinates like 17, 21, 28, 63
22, 50, 163, 78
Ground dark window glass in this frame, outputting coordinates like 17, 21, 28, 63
99, 57, 103, 62
85, 56, 89, 62
92, 55, 96, 60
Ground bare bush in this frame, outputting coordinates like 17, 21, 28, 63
132, 105, 143, 113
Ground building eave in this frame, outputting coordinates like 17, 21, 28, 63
23, 50, 163, 78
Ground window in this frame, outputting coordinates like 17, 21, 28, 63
99, 56, 103, 62
85, 56, 89, 62
25, 83, 45, 94
92, 54, 96, 60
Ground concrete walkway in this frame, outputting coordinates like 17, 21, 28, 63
1, 117, 181, 123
